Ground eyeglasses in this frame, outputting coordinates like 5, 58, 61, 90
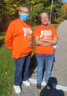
21, 10, 30, 15
41, 17, 49, 20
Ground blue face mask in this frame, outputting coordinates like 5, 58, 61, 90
21, 14, 29, 21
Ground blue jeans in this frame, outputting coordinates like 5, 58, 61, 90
35, 53, 55, 84
14, 54, 30, 85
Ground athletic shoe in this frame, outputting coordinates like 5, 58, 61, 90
37, 83, 41, 89
14, 85, 21, 94
23, 80, 31, 86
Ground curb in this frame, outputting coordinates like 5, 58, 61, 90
29, 78, 67, 92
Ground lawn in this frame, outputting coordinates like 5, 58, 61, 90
0, 33, 15, 96
0, 24, 59, 96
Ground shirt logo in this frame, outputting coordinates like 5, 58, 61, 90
40, 30, 52, 39
23, 27, 33, 38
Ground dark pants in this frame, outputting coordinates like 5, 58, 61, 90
14, 54, 30, 85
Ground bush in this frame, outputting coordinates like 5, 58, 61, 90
53, 17, 64, 23
64, 16, 67, 19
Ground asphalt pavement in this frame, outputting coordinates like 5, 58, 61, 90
51, 20, 67, 86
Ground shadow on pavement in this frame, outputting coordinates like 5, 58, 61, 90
40, 77, 64, 96
29, 55, 55, 79
40, 87, 64, 96
29, 54, 37, 78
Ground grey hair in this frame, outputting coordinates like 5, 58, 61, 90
19, 5, 30, 13
40, 11, 50, 19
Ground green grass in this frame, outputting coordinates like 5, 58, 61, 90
52, 23, 59, 28
0, 47, 15, 96
0, 23, 59, 96
0, 33, 15, 96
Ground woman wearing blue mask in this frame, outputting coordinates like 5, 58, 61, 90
5, 5, 33, 94
19, 5, 30, 21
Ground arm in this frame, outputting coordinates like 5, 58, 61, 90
5, 23, 14, 50
41, 37, 58, 45
35, 36, 51, 46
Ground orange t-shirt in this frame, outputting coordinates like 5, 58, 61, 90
5, 19, 33, 58
34, 25, 58, 54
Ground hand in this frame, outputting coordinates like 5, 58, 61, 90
41, 38, 47, 42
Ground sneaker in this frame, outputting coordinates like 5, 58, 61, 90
23, 80, 31, 86
37, 83, 41, 89
46, 83, 53, 89
14, 85, 21, 94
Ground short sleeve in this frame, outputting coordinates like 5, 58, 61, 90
34, 27, 40, 38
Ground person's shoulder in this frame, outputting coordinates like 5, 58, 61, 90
10, 19, 19, 24
8, 19, 19, 27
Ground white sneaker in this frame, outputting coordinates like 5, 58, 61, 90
23, 80, 31, 86
14, 85, 21, 94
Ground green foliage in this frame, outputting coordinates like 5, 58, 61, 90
52, 0, 63, 21
53, 17, 64, 23
0, 0, 23, 32
25, 0, 51, 24
52, 23, 59, 28
0, 0, 63, 32
29, 3, 44, 24
0, 0, 20, 16
63, 3, 67, 19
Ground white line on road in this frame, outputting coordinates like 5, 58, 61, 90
29, 78, 67, 92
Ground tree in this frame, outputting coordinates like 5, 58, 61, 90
0, 0, 51, 31
63, 3, 67, 19
0, 0, 64, 32
0, 0, 21, 31
52, 0, 63, 19
24, 0, 51, 24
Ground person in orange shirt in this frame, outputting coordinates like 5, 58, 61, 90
34, 11, 58, 89
5, 5, 33, 94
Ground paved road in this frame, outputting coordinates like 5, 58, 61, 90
12, 85, 67, 96
13, 21, 67, 96
51, 20, 67, 86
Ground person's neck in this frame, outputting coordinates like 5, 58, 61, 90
41, 24, 49, 27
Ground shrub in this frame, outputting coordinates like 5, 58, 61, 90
53, 17, 64, 23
